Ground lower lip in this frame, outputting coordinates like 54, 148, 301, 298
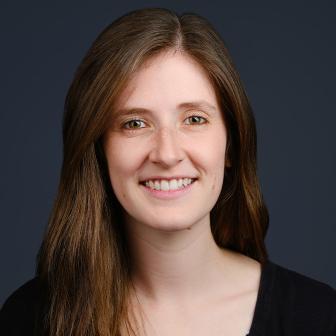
140, 180, 196, 200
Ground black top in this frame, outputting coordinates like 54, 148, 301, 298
1, 260, 336, 335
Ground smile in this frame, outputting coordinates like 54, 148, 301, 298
139, 178, 197, 200
140, 178, 196, 191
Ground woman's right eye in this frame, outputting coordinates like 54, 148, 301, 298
123, 119, 146, 129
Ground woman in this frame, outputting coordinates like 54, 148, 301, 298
1, 7, 335, 336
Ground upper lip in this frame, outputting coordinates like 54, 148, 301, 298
140, 176, 198, 183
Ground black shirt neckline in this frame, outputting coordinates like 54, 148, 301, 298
246, 259, 275, 336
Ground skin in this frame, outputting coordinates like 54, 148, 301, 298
103, 50, 261, 335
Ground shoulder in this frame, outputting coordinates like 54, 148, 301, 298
261, 260, 336, 335
0, 277, 47, 335
270, 261, 336, 305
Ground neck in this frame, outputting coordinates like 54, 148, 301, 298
124, 214, 237, 305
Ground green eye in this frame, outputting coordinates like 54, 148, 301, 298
123, 119, 146, 129
185, 116, 207, 125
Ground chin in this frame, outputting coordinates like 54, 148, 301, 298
139, 212, 205, 232
123, 205, 210, 233
148, 222, 194, 232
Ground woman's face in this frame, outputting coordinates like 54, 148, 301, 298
103, 51, 227, 232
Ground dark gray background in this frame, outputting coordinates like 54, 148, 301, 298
1, 0, 335, 305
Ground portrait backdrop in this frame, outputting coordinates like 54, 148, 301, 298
1, 0, 335, 305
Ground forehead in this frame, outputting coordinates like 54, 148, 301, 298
114, 51, 219, 112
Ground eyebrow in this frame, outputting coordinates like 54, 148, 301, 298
114, 100, 217, 117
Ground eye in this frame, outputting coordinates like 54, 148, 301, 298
184, 115, 208, 125
123, 119, 146, 129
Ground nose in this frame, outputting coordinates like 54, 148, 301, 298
148, 127, 185, 167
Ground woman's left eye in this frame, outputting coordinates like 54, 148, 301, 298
184, 115, 207, 125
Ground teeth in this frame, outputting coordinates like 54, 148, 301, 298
183, 178, 190, 187
161, 180, 169, 191
144, 178, 194, 191
169, 179, 178, 190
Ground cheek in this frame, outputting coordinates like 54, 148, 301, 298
104, 137, 144, 187
193, 129, 226, 170
194, 130, 226, 190
211, 161, 225, 196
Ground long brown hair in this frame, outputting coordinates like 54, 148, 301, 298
36, 7, 269, 336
